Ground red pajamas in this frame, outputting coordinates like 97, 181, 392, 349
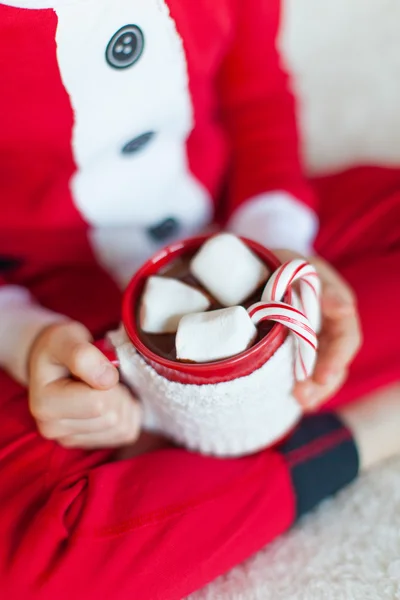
0, 168, 398, 598
1, 255, 297, 599
0, 366, 356, 600
0, 381, 294, 599
0, 2, 398, 598
314, 166, 400, 408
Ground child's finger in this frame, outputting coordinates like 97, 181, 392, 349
37, 413, 118, 441
295, 369, 348, 411
30, 380, 108, 421
293, 309, 360, 410
312, 312, 362, 386
38, 322, 119, 389
57, 397, 141, 449
66, 344, 119, 389
58, 428, 138, 449
322, 283, 357, 318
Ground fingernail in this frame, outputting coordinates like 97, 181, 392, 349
96, 362, 117, 386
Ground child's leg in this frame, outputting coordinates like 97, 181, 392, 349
2, 362, 400, 597
339, 383, 400, 472
4, 376, 400, 600
1, 195, 398, 599
0, 369, 361, 600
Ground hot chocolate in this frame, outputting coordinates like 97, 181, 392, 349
137, 254, 273, 362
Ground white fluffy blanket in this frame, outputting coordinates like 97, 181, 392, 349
190, 456, 400, 599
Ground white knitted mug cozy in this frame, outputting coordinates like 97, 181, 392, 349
109, 326, 300, 457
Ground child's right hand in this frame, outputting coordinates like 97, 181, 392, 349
28, 321, 141, 449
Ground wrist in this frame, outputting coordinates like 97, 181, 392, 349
0, 287, 68, 385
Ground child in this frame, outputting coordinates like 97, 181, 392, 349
0, 1, 399, 598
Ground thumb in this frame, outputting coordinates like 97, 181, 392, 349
40, 322, 119, 390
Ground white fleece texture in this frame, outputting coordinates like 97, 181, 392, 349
110, 327, 302, 457
190, 456, 400, 599
229, 192, 318, 257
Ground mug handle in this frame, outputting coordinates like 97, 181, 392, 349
93, 338, 121, 368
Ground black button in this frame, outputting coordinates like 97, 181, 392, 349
0, 256, 21, 272
122, 132, 155, 154
106, 25, 144, 70
147, 218, 180, 242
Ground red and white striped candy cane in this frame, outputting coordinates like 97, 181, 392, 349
248, 301, 318, 381
262, 259, 321, 332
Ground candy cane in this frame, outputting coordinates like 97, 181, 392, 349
262, 259, 321, 333
248, 301, 318, 381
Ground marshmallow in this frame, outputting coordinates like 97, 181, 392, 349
176, 306, 257, 363
140, 276, 211, 334
190, 234, 269, 306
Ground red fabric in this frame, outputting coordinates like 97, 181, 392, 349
217, 0, 316, 216
0, 179, 398, 600
314, 166, 400, 408
0, 6, 84, 232
284, 428, 352, 468
0, 363, 295, 599
0, 5, 89, 291
0, 237, 296, 600
0, 3, 398, 597
1, 165, 398, 594
0, 1, 312, 294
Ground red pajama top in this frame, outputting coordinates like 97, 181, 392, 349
0, 0, 317, 382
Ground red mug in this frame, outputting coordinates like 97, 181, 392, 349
99, 234, 300, 457
99, 234, 292, 385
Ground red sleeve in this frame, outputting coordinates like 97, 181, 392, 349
218, 0, 315, 217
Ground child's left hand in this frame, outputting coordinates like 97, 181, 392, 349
274, 249, 362, 412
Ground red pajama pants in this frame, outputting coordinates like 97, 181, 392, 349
0, 167, 399, 599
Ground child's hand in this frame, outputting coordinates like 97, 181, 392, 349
28, 321, 141, 449
274, 250, 362, 411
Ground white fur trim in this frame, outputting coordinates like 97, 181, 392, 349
0, 287, 66, 385
229, 192, 318, 256
110, 327, 302, 457
54, 0, 211, 287
281, 0, 400, 175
